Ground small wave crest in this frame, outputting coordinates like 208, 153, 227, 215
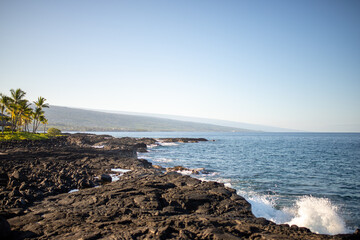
159, 142, 179, 146
147, 141, 179, 148
198, 176, 232, 188
176, 170, 193, 175
238, 191, 350, 235
153, 158, 174, 163
147, 143, 159, 148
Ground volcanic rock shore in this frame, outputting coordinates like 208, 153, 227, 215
0, 134, 358, 239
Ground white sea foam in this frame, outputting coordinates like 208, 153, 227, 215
237, 190, 350, 235
68, 189, 79, 193
159, 142, 179, 146
110, 168, 131, 182
205, 172, 219, 177
286, 196, 349, 235
197, 174, 226, 184
110, 174, 120, 182
147, 143, 160, 148
137, 153, 148, 159
176, 170, 193, 175
198, 177, 207, 182
240, 191, 291, 224
153, 158, 174, 163
111, 168, 132, 173
92, 145, 104, 149
201, 176, 233, 188
213, 177, 232, 185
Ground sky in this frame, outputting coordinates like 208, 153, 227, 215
0, 0, 359, 132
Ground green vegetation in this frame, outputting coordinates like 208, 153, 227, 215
0, 132, 50, 141
47, 127, 61, 136
32, 97, 49, 133
1, 88, 250, 133
45, 106, 250, 132
0, 88, 49, 134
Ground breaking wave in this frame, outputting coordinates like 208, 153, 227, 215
158, 142, 179, 146
239, 191, 350, 235
286, 196, 348, 235
152, 157, 174, 163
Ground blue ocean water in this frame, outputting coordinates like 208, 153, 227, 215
95, 132, 360, 235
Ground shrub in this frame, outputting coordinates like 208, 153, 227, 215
47, 128, 61, 136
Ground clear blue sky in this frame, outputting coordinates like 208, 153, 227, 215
1, 0, 359, 132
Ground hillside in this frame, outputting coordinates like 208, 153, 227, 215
102, 110, 297, 132
44, 106, 252, 132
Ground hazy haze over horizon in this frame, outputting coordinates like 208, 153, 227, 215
1, 0, 359, 132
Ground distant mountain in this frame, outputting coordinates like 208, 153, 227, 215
97, 110, 298, 132
44, 106, 253, 132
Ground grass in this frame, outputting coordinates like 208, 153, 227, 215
0, 132, 51, 141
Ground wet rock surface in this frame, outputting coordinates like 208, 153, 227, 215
1, 134, 359, 239
166, 166, 208, 174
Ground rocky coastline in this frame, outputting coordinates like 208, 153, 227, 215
0, 134, 358, 239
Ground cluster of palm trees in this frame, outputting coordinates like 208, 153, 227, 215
0, 88, 49, 134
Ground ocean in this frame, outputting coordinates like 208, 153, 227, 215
92, 132, 360, 235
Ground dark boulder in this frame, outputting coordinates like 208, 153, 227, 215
0, 216, 11, 239
99, 174, 112, 183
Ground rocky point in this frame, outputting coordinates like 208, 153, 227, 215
0, 134, 359, 239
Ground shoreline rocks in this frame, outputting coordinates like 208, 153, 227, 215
166, 166, 208, 175
0, 134, 154, 219
1, 134, 359, 239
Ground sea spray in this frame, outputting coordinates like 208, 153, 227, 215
144, 140, 351, 235
238, 190, 292, 224
239, 191, 350, 235
286, 196, 349, 235
128, 132, 360, 232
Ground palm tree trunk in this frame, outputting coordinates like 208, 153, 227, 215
36, 121, 41, 133
13, 114, 21, 132
1, 114, 3, 134
32, 120, 36, 133
33, 120, 39, 133
11, 117, 15, 133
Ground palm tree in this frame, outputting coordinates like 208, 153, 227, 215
19, 101, 34, 132
34, 96, 49, 109
12, 99, 30, 132
39, 115, 48, 133
0, 93, 10, 134
1, 89, 50, 134
10, 88, 26, 104
32, 108, 44, 133
7, 88, 27, 132
32, 97, 49, 133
